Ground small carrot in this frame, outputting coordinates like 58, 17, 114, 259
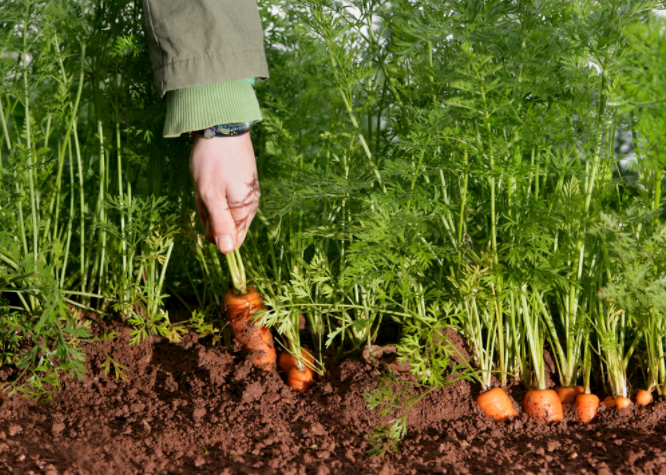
477, 387, 517, 422
636, 390, 653, 406
615, 396, 632, 409
278, 350, 315, 392
555, 385, 584, 405
574, 338, 598, 423
603, 395, 616, 408
574, 393, 599, 423
523, 389, 563, 424
224, 287, 276, 369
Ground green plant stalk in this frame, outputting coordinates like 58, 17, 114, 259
581, 333, 592, 394
116, 89, 128, 290
457, 150, 469, 254
45, 31, 82, 248
642, 308, 664, 394
22, 5, 38, 264
521, 288, 546, 390
60, 138, 76, 287
474, 66, 498, 265
72, 121, 86, 292
0, 96, 10, 165
321, 25, 386, 194
97, 121, 108, 293
492, 285, 508, 387
225, 249, 247, 295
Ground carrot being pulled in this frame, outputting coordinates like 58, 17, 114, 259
477, 387, 517, 422
222, 249, 276, 369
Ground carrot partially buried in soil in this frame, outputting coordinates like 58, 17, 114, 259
279, 350, 315, 392
523, 389, 563, 424
222, 249, 276, 369
615, 396, 632, 409
604, 395, 616, 408
575, 393, 599, 423
636, 390, 653, 406
555, 385, 584, 405
477, 387, 517, 422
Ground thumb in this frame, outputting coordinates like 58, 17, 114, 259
205, 194, 238, 254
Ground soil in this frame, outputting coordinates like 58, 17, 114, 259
1, 317, 665, 475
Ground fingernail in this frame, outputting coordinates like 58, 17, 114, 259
216, 234, 234, 253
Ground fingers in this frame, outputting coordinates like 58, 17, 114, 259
227, 174, 260, 247
194, 193, 209, 229
190, 133, 259, 253
201, 190, 238, 254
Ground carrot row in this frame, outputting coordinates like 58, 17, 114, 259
478, 386, 655, 425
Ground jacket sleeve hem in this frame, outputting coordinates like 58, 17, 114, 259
156, 49, 269, 97
163, 80, 262, 138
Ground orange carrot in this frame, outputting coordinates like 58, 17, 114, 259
615, 397, 632, 409
477, 387, 517, 422
523, 389, 563, 423
555, 385, 584, 405
603, 395, 616, 408
224, 287, 276, 369
574, 393, 599, 423
636, 390, 653, 406
278, 350, 315, 392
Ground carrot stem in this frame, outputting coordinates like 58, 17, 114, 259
225, 249, 247, 296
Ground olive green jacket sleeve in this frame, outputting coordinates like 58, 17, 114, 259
142, 0, 269, 98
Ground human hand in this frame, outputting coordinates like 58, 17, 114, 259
189, 133, 260, 254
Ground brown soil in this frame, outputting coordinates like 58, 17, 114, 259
1, 318, 666, 475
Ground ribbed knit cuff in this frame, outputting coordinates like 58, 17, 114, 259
163, 80, 262, 138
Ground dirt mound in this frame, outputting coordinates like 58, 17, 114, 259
1, 320, 665, 474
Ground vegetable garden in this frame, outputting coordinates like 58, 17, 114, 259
2, 0, 666, 473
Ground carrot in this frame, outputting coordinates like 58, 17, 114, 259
224, 287, 276, 369
278, 350, 315, 392
555, 385, 584, 405
477, 387, 517, 422
603, 395, 616, 408
636, 390, 653, 406
615, 396, 632, 409
574, 393, 599, 423
523, 389, 563, 423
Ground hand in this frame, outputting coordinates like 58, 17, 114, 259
189, 133, 260, 254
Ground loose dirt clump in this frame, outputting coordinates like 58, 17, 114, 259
1, 320, 665, 474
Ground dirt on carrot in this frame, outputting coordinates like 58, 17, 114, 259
2, 317, 666, 475
477, 387, 517, 422
223, 287, 276, 369
278, 350, 315, 392
523, 389, 564, 424
574, 393, 600, 424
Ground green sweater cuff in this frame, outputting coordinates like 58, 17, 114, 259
163, 80, 262, 138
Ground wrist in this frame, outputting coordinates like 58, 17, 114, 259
192, 121, 254, 139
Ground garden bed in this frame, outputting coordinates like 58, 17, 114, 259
0, 318, 665, 475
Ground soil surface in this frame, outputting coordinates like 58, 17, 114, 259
1, 317, 665, 475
